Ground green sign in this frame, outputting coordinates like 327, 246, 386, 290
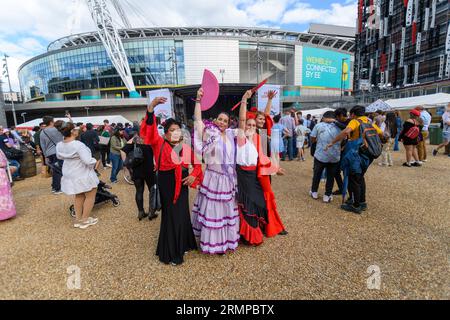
302, 47, 351, 90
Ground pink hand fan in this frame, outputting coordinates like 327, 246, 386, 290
200, 69, 220, 111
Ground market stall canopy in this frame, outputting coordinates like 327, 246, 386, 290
16, 115, 132, 130
366, 99, 392, 113
384, 93, 450, 110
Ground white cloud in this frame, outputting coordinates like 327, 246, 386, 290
282, 2, 357, 27
245, 0, 293, 23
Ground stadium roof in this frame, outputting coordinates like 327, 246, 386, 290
47, 26, 356, 53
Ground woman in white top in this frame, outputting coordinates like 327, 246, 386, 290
56, 122, 99, 229
236, 90, 270, 246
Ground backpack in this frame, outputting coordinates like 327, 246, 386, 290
404, 120, 420, 139
357, 120, 382, 159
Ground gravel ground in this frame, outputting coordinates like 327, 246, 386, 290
0, 148, 449, 300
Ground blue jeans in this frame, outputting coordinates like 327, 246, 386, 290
47, 154, 63, 191
282, 137, 294, 160
394, 133, 400, 151
8, 160, 20, 179
110, 153, 123, 182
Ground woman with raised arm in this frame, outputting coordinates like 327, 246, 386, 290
253, 91, 288, 238
236, 90, 283, 246
140, 97, 203, 266
191, 88, 240, 255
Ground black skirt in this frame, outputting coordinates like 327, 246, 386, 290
156, 169, 197, 265
236, 166, 268, 245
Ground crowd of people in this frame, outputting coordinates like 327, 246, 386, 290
1, 90, 449, 266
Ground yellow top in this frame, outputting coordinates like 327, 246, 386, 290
347, 116, 383, 140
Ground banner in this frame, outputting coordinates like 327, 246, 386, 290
302, 47, 351, 90
446, 24, 450, 55
406, 0, 413, 27
146, 89, 173, 120
257, 84, 281, 116
439, 55, 445, 79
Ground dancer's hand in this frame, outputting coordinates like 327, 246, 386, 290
277, 168, 286, 176
148, 97, 167, 112
182, 175, 196, 186
267, 90, 277, 100
242, 90, 253, 101
196, 88, 204, 101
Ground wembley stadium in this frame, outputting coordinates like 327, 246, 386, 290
13, 25, 356, 123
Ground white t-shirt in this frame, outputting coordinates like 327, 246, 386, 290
295, 125, 311, 142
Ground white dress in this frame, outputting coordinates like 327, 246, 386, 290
56, 140, 99, 195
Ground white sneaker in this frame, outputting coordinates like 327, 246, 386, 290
106, 163, 112, 168
86, 217, 99, 226
310, 191, 319, 200
74, 221, 90, 229
323, 195, 333, 203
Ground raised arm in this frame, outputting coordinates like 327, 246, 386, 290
141, 97, 167, 146
264, 90, 277, 116
239, 90, 253, 130
194, 88, 205, 133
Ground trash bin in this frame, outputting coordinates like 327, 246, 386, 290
429, 125, 443, 145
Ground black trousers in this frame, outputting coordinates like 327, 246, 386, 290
133, 175, 155, 212
348, 170, 367, 207
334, 160, 344, 193
311, 158, 339, 196
99, 145, 109, 166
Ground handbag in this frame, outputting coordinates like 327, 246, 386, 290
404, 120, 420, 139
99, 136, 110, 146
150, 141, 165, 212
124, 142, 144, 168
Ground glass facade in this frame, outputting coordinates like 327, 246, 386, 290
19, 39, 184, 101
239, 42, 295, 85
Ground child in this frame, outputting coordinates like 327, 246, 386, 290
295, 119, 311, 161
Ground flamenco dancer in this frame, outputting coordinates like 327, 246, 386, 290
236, 90, 282, 245
251, 91, 288, 237
141, 97, 203, 266
191, 88, 240, 255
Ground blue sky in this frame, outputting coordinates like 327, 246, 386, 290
0, 0, 357, 91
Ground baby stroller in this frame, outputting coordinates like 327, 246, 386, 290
69, 181, 120, 217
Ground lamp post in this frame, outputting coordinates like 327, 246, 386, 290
168, 47, 179, 85
94, 67, 100, 89
21, 112, 27, 124
256, 37, 263, 84
2, 54, 18, 126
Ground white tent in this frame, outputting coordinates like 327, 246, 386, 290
302, 108, 335, 118
366, 99, 392, 113
16, 115, 132, 130
384, 93, 450, 110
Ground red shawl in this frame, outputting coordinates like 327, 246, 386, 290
140, 113, 203, 204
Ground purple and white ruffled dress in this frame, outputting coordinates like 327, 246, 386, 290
191, 123, 240, 254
